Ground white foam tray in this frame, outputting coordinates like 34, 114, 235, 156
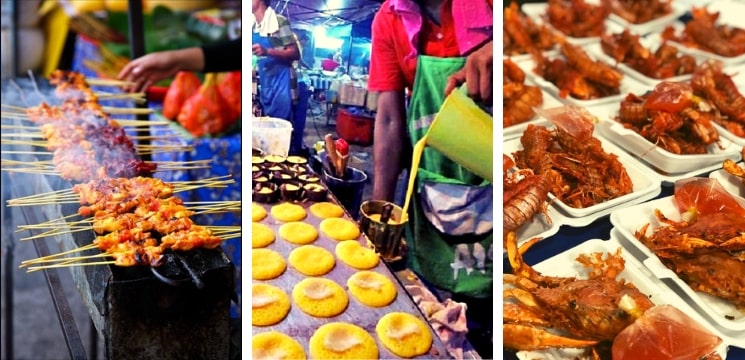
607, 0, 686, 35
514, 50, 646, 108
647, 1, 745, 68
713, 123, 745, 147
585, 38, 699, 87
521, 3, 620, 46
504, 126, 661, 221
610, 196, 745, 336
709, 162, 745, 199
512, 236, 735, 359
503, 78, 564, 140
592, 105, 742, 174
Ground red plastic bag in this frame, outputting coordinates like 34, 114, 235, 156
163, 71, 201, 120
612, 305, 722, 360
673, 177, 745, 218
177, 73, 231, 137
216, 71, 241, 121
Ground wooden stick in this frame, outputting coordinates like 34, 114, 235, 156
85, 78, 134, 87
20, 243, 98, 264
27, 260, 116, 272
1, 124, 38, 130
0, 104, 26, 111
20, 227, 90, 241
20, 253, 112, 267
102, 106, 153, 115
97, 92, 146, 100
111, 119, 170, 126
2, 150, 52, 155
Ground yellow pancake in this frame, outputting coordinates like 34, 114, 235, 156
252, 248, 286, 280
320, 217, 361, 241
279, 221, 319, 245
309, 202, 345, 219
252, 202, 267, 222
292, 277, 348, 318
252, 284, 291, 326
252, 331, 306, 360
335, 241, 379, 270
376, 312, 433, 358
252, 222, 275, 248
288, 245, 335, 276
271, 202, 307, 222
347, 271, 397, 307
309, 322, 378, 360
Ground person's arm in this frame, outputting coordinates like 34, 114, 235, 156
201, 37, 242, 72
367, 10, 407, 202
252, 14, 300, 62
117, 47, 205, 92
444, 39, 493, 104
373, 91, 407, 202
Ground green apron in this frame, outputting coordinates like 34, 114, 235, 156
405, 55, 494, 298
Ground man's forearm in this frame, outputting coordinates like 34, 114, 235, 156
267, 45, 300, 62
372, 92, 407, 202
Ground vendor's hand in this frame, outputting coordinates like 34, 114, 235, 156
117, 47, 204, 93
445, 40, 493, 104
252, 44, 268, 57
118, 51, 180, 93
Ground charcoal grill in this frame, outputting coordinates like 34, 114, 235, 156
3, 78, 236, 360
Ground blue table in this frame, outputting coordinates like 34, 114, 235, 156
502, 185, 745, 359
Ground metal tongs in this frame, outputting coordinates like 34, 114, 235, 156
324, 134, 349, 178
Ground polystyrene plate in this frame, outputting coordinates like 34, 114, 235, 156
511, 236, 735, 360
521, 3, 618, 46
648, 22, 745, 67
594, 112, 742, 174
610, 196, 745, 334
586, 39, 699, 87
503, 76, 564, 140
607, 0, 686, 35
515, 51, 646, 108
504, 126, 661, 219
713, 123, 745, 147
709, 163, 745, 199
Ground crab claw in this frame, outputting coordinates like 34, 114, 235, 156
504, 323, 599, 351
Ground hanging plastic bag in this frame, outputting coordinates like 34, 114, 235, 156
216, 71, 241, 122
163, 71, 201, 120
177, 73, 230, 137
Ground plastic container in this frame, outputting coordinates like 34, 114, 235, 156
252, 117, 293, 157
336, 108, 374, 146
323, 167, 368, 219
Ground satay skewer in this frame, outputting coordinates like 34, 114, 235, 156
6, 176, 236, 206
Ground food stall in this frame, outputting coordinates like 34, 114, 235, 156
1, 1, 242, 359
503, 0, 745, 359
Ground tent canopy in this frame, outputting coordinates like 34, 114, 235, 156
269, 0, 383, 29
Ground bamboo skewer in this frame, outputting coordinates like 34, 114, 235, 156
27, 261, 117, 272
21, 243, 99, 265
0, 104, 26, 111
21, 253, 112, 267
20, 225, 242, 266
16, 202, 241, 232
85, 78, 134, 87
6, 176, 236, 206
101, 106, 153, 115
